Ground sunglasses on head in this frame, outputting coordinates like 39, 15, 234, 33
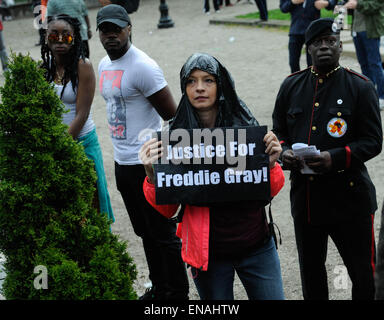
47, 33, 74, 44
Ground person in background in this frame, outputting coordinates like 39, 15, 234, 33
98, 0, 140, 14
219, 0, 234, 7
272, 18, 382, 300
204, 0, 220, 14
141, 52, 285, 300
280, 0, 336, 73
255, 0, 268, 21
344, 0, 384, 110
0, 0, 8, 71
1, 0, 12, 21
96, 4, 189, 300
41, 14, 114, 222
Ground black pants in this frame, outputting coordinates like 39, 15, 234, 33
288, 34, 312, 73
294, 214, 376, 300
115, 163, 189, 299
204, 0, 219, 12
255, 0, 268, 20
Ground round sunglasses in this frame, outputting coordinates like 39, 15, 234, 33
47, 33, 74, 45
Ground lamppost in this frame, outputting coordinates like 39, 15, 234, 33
158, 0, 174, 29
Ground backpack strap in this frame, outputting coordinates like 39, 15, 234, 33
267, 201, 282, 249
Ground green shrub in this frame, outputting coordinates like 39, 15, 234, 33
0, 53, 137, 300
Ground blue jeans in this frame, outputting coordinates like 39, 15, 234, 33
353, 31, 384, 99
191, 238, 285, 300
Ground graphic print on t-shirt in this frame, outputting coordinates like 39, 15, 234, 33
99, 70, 127, 140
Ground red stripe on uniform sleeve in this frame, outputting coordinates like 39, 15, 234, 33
345, 146, 351, 168
371, 214, 376, 276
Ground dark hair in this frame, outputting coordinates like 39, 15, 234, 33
41, 14, 85, 98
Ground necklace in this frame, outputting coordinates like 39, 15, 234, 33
311, 65, 341, 78
55, 69, 65, 84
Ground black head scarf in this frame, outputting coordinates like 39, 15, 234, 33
169, 53, 259, 130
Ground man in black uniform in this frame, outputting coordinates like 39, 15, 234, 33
272, 18, 382, 300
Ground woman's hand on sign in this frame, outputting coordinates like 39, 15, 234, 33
264, 131, 282, 168
139, 138, 164, 184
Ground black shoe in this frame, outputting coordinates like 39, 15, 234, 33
139, 287, 156, 300
139, 286, 189, 300
139, 287, 168, 300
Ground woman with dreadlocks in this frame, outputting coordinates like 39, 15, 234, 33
41, 14, 114, 223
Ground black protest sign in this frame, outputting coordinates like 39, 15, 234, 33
153, 126, 270, 205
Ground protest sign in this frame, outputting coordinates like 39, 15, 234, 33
153, 126, 270, 205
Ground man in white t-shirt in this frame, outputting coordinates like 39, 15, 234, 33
96, 4, 189, 300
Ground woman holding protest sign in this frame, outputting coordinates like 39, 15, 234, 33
140, 53, 285, 300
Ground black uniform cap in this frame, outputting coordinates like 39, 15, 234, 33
305, 18, 340, 46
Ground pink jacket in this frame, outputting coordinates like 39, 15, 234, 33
143, 163, 285, 271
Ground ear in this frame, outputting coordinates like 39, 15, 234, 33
127, 25, 132, 42
307, 44, 312, 55
339, 40, 343, 54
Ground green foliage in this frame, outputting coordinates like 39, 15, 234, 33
0, 53, 137, 300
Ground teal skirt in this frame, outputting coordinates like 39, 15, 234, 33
78, 129, 115, 223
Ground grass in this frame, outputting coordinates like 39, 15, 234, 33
236, 8, 353, 25
14, 0, 32, 4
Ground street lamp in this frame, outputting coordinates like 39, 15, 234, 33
158, 0, 174, 29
